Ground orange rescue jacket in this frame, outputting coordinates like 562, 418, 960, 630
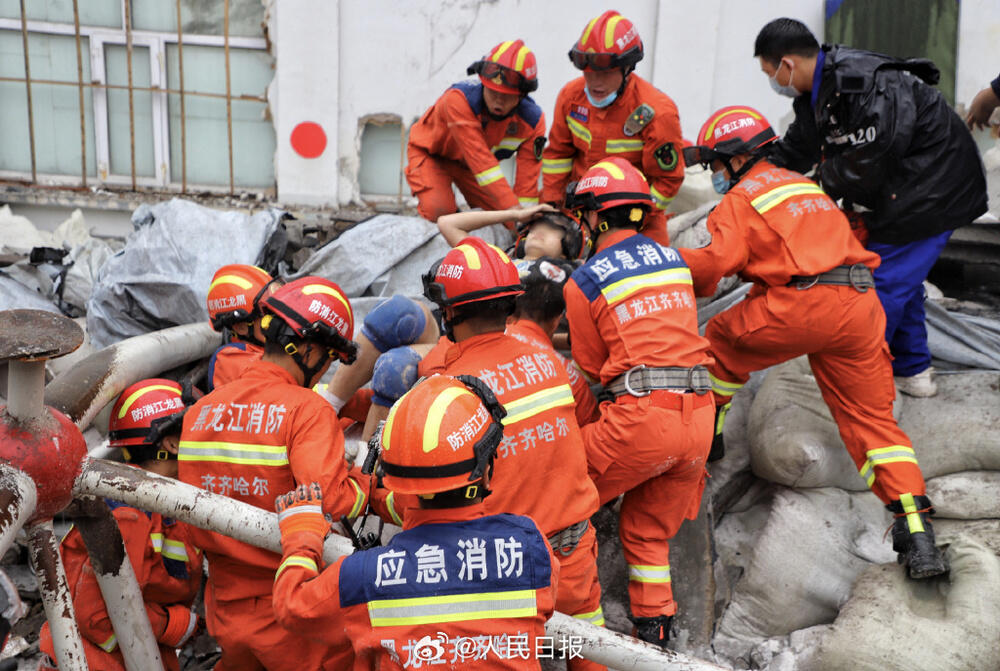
408, 82, 546, 207
680, 160, 882, 297
273, 504, 558, 671
542, 75, 684, 213
178, 360, 368, 601
564, 230, 712, 384
207, 341, 263, 391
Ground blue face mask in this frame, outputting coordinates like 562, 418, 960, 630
711, 170, 731, 194
768, 60, 799, 98
585, 86, 618, 108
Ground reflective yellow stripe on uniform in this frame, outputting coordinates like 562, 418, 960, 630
542, 157, 573, 174
347, 477, 366, 520
474, 165, 506, 187
600, 267, 692, 306
502, 384, 574, 425
491, 137, 525, 154
649, 185, 673, 210
628, 564, 671, 584
177, 440, 289, 466
899, 492, 926, 534
275, 555, 318, 580
573, 606, 606, 627
605, 138, 644, 154
519, 197, 539, 206
151, 533, 191, 562
386, 491, 404, 526
750, 182, 826, 214
708, 373, 743, 398
859, 445, 919, 488
98, 633, 118, 652
565, 116, 592, 146
368, 589, 537, 627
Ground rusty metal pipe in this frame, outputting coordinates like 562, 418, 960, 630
45, 323, 222, 431
70, 498, 164, 670
72, 457, 353, 560
0, 464, 36, 559
27, 521, 88, 670
73, 459, 727, 670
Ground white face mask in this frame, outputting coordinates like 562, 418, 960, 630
769, 59, 799, 98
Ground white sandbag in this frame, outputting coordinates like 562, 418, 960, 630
925, 471, 1000, 519
713, 487, 894, 663
935, 519, 1000, 556
0, 205, 50, 255
807, 536, 1000, 671
748, 358, 1000, 490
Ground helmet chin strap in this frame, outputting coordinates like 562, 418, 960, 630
288, 343, 327, 387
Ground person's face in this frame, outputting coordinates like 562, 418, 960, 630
583, 68, 624, 100
523, 221, 565, 259
302, 343, 334, 388
482, 87, 520, 117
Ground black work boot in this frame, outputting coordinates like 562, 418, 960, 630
707, 402, 730, 462
886, 495, 949, 579
631, 614, 672, 649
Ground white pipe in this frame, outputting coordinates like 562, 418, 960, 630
27, 521, 88, 671
74, 458, 729, 670
0, 464, 37, 560
7, 359, 45, 421
73, 499, 164, 671
45, 322, 222, 430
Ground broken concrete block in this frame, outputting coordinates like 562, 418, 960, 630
807, 536, 1000, 671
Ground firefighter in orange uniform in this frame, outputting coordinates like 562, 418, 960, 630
205, 264, 278, 391
542, 11, 684, 246
272, 374, 558, 670
419, 238, 606, 670
681, 106, 948, 579
40, 380, 202, 671
178, 277, 369, 670
406, 40, 546, 222
563, 158, 715, 647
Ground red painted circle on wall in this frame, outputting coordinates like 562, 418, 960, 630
290, 121, 327, 158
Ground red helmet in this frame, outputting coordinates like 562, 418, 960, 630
259, 276, 358, 364
565, 157, 653, 217
422, 237, 524, 308
206, 264, 273, 331
109, 379, 190, 462
380, 374, 506, 496
467, 39, 538, 95
569, 10, 643, 72
683, 106, 777, 168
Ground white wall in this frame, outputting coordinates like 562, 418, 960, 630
269, 0, 999, 208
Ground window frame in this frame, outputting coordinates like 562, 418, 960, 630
0, 10, 270, 194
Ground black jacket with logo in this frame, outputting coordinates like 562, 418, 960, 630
768, 44, 987, 244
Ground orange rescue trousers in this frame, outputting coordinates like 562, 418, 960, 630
206, 581, 352, 671
406, 147, 518, 223
705, 284, 926, 503
582, 390, 714, 617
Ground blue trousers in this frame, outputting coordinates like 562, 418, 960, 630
867, 230, 952, 377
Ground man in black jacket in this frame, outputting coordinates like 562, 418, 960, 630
754, 18, 988, 398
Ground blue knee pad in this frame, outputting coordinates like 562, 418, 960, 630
372, 346, 423, 408
361, 295, 427, 353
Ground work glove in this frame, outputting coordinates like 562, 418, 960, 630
159, 604, 198, 647
275, 483, 331, 550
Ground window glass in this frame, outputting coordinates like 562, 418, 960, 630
359, 122, 410, 197
132, 0, 264, 37
0, 30, 96, 176
0, 0, 120, 28
166, 44, 274, 187
105, 43, 154, 177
